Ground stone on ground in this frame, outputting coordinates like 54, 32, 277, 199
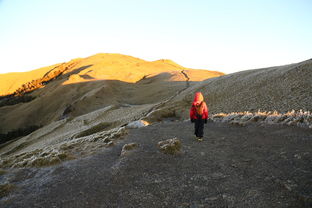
120, 143, 139, 156
157, 137, 181, 155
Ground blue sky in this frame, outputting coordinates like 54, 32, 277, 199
0, 0, 311, 74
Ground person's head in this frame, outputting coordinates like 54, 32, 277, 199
193, 92, 204, 105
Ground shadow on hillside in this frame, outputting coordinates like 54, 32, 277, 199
42, 64, 63, 78
79, 74, 95, 80
64, 65, 93, 77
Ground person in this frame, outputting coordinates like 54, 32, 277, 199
190, 92, 209, 141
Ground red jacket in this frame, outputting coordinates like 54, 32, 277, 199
190, 92, 209, 120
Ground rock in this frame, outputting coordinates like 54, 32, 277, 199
106, 141, 114, 147
120, 143, 139, 156
294, 154, 301, 159
126, 120, 149, 129
103, 137, 112, 143
157, 137, 181, 155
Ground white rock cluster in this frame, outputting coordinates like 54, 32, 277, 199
126, 120, 149, 129
211, 110, 312, 128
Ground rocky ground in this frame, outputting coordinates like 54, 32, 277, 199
0, 121, 311, 208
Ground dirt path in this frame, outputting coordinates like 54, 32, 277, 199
1, 121, 311, 207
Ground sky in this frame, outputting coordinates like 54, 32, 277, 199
0, 0, 311, 74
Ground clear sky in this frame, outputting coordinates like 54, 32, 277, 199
0, 0, 311, 74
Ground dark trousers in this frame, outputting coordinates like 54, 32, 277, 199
194, 118, 205, 137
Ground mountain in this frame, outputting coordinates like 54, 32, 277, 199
1, 55, 311, 153
0, 55, 311, 207
0, 54, 221, 96
0, 53, 223, 136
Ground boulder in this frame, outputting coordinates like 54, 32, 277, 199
126, 120, 149, 129
157, 137, 181, 155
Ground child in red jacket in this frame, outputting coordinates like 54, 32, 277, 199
190, 92, 209, 141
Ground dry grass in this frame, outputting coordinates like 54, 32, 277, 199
0, 148, 71, 168
212, 110, 312, 128
0, 126, 127, 168
0, 183, 15, 198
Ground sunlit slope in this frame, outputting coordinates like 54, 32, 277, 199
0, 53, 224, 134
0, 53, 223, 96
61, 53, 223, 84
0, 64, 61, 95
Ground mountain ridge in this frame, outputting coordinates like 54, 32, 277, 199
0, 53, 223, 96
0, 53, 224, 137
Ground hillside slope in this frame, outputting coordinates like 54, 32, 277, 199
0, 53, 222, 96
150, 58, 312, 121
0, 57, 311, 158
0, 56, 311, 207
0, 64, 61, 96
0, 53, 223, 136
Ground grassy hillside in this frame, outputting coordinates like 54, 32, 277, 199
158, 58, 312, 120
0, 53, 223, 136
0, 64, 62, 96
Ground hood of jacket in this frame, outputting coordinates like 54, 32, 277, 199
193, 92, 204, 106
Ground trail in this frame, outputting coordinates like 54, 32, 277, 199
181, 70, 190, 87
142, 70, 191, 119
1, 121, 311, 207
